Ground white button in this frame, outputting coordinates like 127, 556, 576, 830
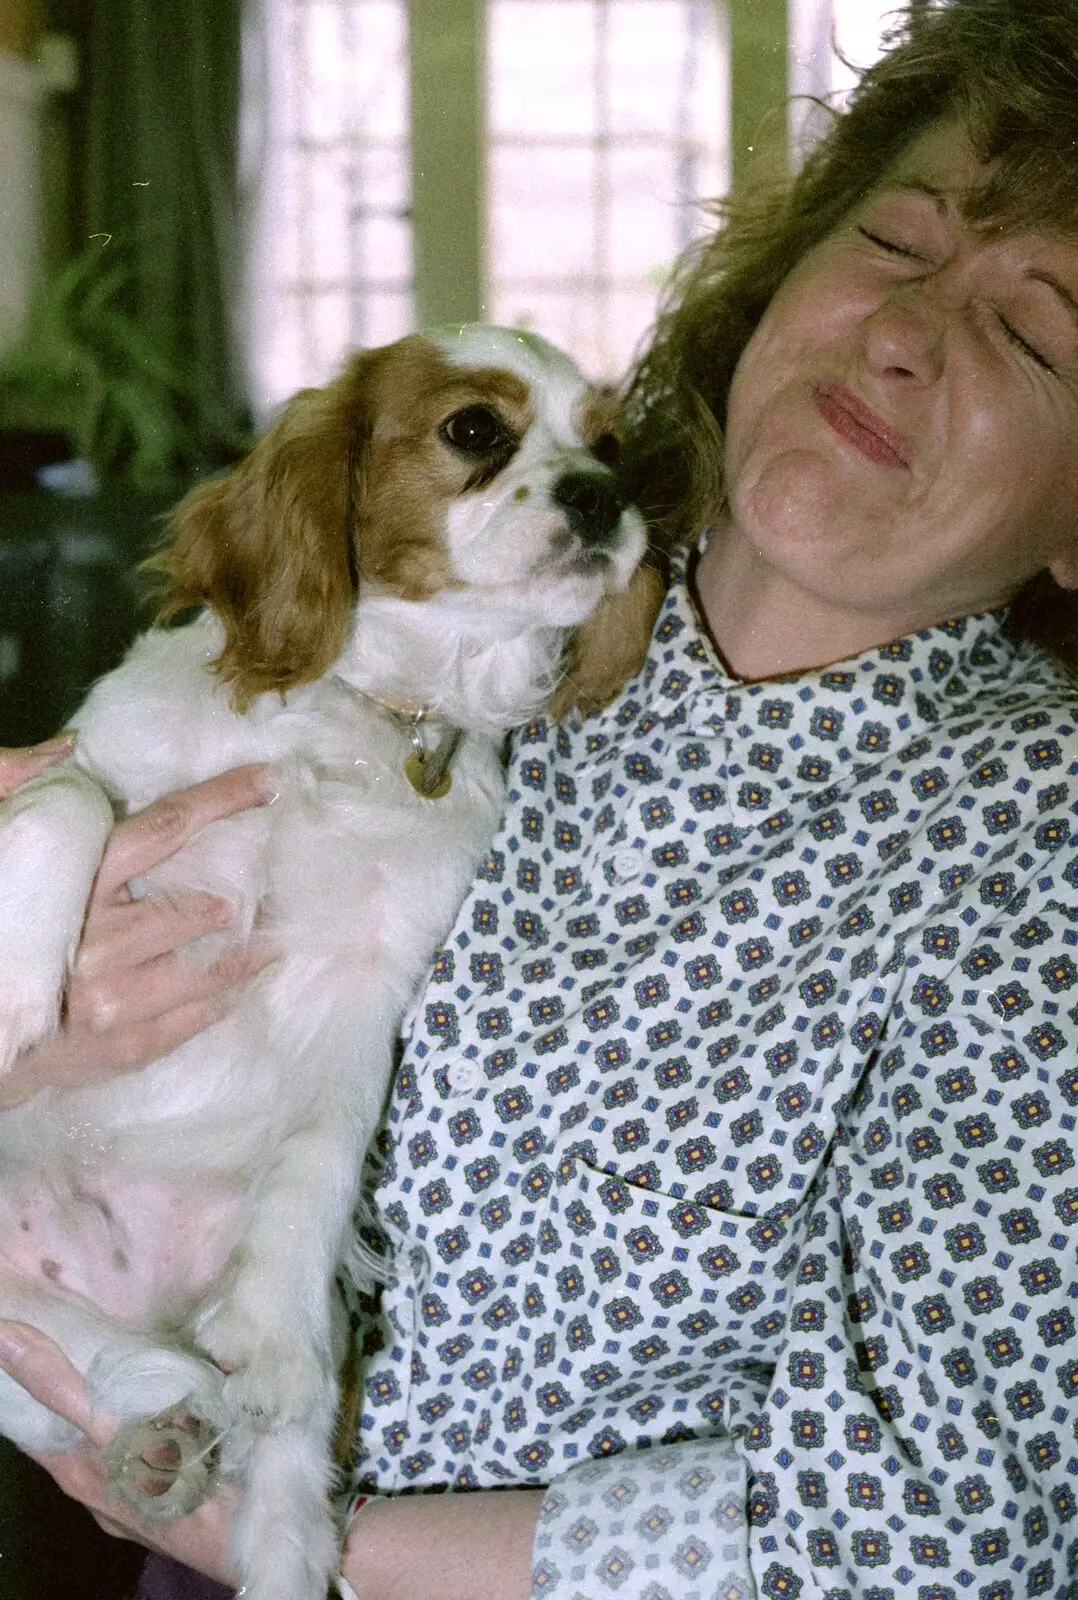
611, 847, 642, 882
446, 1059, 481, 1094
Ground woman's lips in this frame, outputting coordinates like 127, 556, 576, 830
813, 382, 912, 469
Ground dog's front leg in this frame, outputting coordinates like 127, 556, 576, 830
0, 767, 115, 1071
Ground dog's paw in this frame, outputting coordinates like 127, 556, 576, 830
224, 1342, 331, 1429
197, 1303, 329, 1427
0, 968, 66, 1074
102, 1404, 221, 1522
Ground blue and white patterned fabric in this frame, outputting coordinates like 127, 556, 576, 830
532, 1436, 754, 1600
348, 547, 1078, 1599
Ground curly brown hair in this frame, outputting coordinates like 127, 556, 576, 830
621, 0, 1078, 667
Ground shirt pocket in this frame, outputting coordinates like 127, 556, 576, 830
506, 1156, 820, 1456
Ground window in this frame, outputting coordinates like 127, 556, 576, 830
486, 0, 726, 380
243, 0, 901, 413
829, 0, 900, 98
243, 0, 412, 414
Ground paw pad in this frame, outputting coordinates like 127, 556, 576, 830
102, 1402, 222, 1522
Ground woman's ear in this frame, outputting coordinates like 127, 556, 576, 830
146, 357, 377, 709
549, 559, 666, 720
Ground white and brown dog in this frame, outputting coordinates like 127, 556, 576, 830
0, 327, 658, 1600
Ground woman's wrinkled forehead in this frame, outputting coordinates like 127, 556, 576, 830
880, 115, 1078, 241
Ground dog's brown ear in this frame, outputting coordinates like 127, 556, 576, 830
549, 559, 666, 720
145, 359, 376, 709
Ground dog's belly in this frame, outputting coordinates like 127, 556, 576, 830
0, 1172, 246, 1326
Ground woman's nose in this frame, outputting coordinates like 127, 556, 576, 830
861, 282, 948, 385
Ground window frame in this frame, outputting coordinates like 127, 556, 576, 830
407, 0, 789, 328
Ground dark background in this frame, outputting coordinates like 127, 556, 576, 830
0, 477, 165, 746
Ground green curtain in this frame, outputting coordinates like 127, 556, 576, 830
80, 0, 248, 460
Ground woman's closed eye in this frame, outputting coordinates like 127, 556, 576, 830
857, 226, 933, 263
995, 313, 1057, 374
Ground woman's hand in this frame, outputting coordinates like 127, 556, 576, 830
0, 1321, 542, 1598
0, 762, 275, 1107
0, 1321, 240, 1583
0, 734, 77, 798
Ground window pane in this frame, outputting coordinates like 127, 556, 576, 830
790, 0, 903, 108
789, 1, 905, 156
243, 0, 413, 416
607, 144, 702, 278
486, 0, 727, 383
829, 0, 898, 96
489, 3, 598, 136
489, 145, 598, 280
605, 0, 721, 137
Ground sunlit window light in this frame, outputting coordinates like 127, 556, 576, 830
241, 0, 903, 414
485, 0, 727, 382
242, 0, 412, 417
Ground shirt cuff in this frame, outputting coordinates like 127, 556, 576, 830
530, 1436, 756, 1600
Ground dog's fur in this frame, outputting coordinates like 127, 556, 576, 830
0, 327, 658, 1600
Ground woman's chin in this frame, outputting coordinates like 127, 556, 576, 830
730, 450, 897, 559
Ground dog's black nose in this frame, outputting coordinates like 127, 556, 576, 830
552, 471, 626, 546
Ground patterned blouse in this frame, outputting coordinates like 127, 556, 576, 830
350, 549, 1078, 1600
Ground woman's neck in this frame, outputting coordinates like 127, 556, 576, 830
692, 524, 951, 683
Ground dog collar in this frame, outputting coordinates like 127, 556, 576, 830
360, 690, 462, 799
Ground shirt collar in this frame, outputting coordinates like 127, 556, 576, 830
581, 542, 1029, 824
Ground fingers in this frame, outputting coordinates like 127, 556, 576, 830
93, 766, 273, 902
0, 735, 76, 800
0, 1322, 107, 1444
24, 993, 228, 1087
71, 934, 277, 1044
74, 890, 236, 980
24, 938, 276, 1088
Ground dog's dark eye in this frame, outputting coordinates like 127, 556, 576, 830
590, 432, 620, 470
440, 406, 510, 456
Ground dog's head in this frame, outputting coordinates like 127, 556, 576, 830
149, 326, 660, 714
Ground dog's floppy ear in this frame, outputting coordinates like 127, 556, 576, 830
549, 558, 666, 720
146, 354, 379, 709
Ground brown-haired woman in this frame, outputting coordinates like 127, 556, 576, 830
2, 3, 1078, 1597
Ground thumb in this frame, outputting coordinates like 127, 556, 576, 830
0, 1321, 114, 1446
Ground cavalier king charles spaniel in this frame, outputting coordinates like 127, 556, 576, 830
0, 326, 658, 1600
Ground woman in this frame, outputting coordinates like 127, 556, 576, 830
3, 2, 1078, 1595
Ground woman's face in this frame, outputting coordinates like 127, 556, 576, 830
721, 121, 1078, 638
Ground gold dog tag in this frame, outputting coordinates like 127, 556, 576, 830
405, 750, 452, 799
404, 726, 460, 798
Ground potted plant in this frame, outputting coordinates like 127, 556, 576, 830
0, 237, 250, 742
0, 235, 249, 492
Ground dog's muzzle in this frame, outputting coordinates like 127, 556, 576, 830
552, 471, 629, 549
